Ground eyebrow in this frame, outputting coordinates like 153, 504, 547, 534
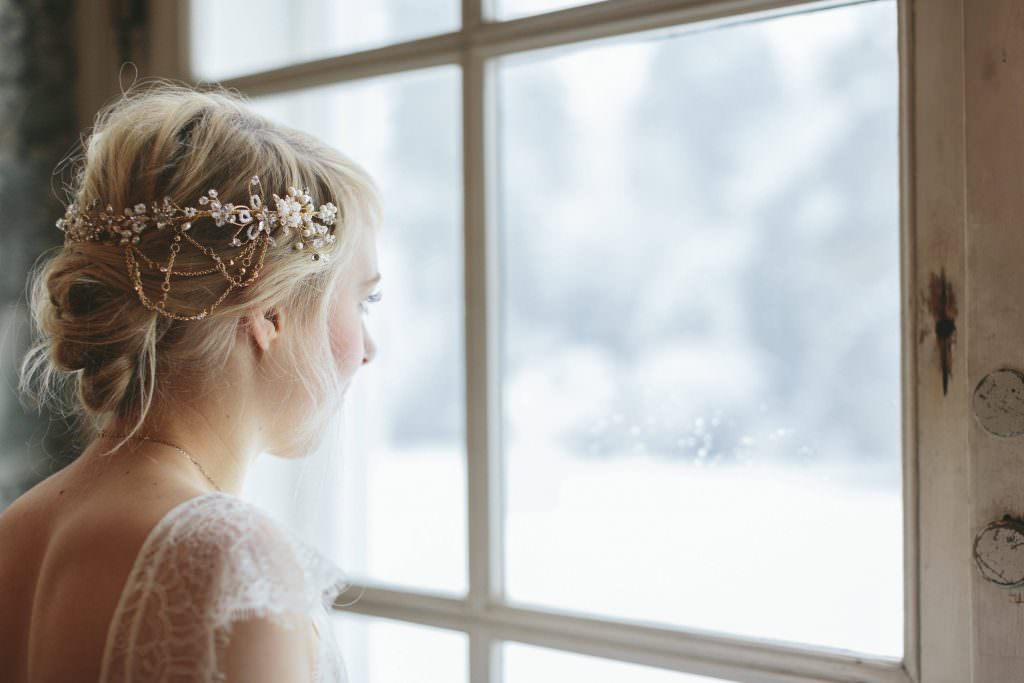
364, 273, 382, 287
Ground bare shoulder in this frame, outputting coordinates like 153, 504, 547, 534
0, 464, 213, 683
221, 612, 317, 681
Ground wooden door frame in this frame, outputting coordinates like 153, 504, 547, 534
961, 1, 1024, 681
912, 0, 970, 681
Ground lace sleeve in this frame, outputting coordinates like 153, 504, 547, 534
99, 493, 351, 683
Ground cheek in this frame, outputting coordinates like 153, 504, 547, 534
329, 309, 365, 372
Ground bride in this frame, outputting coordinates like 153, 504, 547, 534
0, 81, 383, 682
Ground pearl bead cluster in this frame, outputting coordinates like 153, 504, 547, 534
55, 175, 340, 321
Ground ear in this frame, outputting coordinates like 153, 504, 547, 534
245, 307, 284, 354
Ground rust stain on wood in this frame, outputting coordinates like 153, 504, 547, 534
925, 269, 957, 395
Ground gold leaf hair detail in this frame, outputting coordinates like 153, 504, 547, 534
55, 175, 340, 321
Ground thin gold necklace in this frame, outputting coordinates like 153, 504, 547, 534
97, 430, 223, 493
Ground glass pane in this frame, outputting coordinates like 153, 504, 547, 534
494, 0, 598, 21
498, 1, 902, 657
504, 642, 731, 683
334, 612, 468, 683
243, 66, 466, 595
190, 0, 460, 81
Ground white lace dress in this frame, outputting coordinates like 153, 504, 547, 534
98, 491, 350, 682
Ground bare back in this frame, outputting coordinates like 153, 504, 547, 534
0, 448, 210, 683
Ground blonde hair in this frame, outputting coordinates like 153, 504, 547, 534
18, 80, 382, 457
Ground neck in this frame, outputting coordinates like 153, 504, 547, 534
96, 384, 264, 497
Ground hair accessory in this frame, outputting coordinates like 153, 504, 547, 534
55, 175, 339, 321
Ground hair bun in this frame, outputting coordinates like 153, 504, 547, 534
18, 80, 381, 443
51, 338, 92, 373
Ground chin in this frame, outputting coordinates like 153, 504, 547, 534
266, 436, 317, 460
262, 371, 346, 451
266, 441, 310, 460
269, 400, 342, 460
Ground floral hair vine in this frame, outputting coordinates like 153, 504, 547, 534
55, 175, 340, 321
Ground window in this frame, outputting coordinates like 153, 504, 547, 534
181, 0, 956, 681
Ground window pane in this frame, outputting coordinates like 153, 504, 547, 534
504, 642, 731, 683
499, 1, 901, 657
244, 66, 466, 595
334, 612, 468, 683
494, 0, 598, 21
190, 0, 460, 81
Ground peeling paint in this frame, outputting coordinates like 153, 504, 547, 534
974, 515, 1024, 589
973, 368, 1024, 437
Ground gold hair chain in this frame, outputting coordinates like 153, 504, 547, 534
57, 176, 340, 321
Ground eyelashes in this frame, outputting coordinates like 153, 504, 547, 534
360, 289, 383, 315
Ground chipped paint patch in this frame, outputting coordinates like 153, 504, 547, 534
975, 515, 1024, 588
973, 368, 1024, 437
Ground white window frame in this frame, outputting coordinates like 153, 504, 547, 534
130, 0, 972, 681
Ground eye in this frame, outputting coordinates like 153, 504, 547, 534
360, 289, 383, 315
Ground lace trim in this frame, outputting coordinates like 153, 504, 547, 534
99, 491, 351, 682
99, 492, 217, 680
